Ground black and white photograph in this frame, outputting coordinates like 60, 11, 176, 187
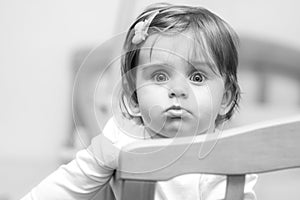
1, 0, 300, 200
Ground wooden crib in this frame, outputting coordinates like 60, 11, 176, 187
116, 115, 300, 200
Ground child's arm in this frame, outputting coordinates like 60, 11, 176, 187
21, 134, 119, 200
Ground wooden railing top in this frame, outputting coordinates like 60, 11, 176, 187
117, 115, 300, 181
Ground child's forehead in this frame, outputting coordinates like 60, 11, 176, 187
138, 31, 216, 70
141, 31, 195, 56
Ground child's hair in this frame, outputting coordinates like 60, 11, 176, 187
120, 2, 240, 127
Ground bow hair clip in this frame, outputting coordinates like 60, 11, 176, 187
132, 11, 159, 44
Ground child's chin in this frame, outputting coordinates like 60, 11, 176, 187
150, 129, 183, 139
159, 127, 204, 138
146, 123, 209, 138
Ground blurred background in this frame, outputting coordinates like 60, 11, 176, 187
1, 0, 300, 199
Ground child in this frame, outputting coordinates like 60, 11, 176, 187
22, 3, 257, 200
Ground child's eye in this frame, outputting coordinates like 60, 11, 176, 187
153, 72, 169, 82
190, 71, 205, 83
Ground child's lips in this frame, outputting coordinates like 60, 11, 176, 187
165, 106, 191, 118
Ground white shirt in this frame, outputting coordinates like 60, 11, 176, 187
21, 117, 257, 200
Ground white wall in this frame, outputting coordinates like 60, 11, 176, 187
0, 0, 119, 159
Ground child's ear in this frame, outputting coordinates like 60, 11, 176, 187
124, 96, 141, 117
129, 102, 141, 116
219, 89, 233, 115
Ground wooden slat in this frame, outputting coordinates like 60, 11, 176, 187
117, 115, 300, 181
120, 180, 155, 200
224, 175, 245, 200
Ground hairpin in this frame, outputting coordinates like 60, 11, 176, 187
132, 11, 159, 44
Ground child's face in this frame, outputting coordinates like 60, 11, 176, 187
134, 30, 229, 138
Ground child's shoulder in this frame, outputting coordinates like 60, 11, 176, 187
102, 117, 147, 148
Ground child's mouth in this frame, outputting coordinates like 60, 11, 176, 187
165, 106, 190, 118
167, 109, 184, 117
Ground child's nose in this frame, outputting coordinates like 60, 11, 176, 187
168, 83, 189, 99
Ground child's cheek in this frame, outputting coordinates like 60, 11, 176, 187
204, 80, 226, 120
191, 81, 225, 123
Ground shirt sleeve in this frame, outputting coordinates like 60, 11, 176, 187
21, 133, 120, 200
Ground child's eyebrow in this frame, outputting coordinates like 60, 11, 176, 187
189, 61, 219, 75
138, 61, 220, 76
138, 62, 172, 71
189, 61, 213, 68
